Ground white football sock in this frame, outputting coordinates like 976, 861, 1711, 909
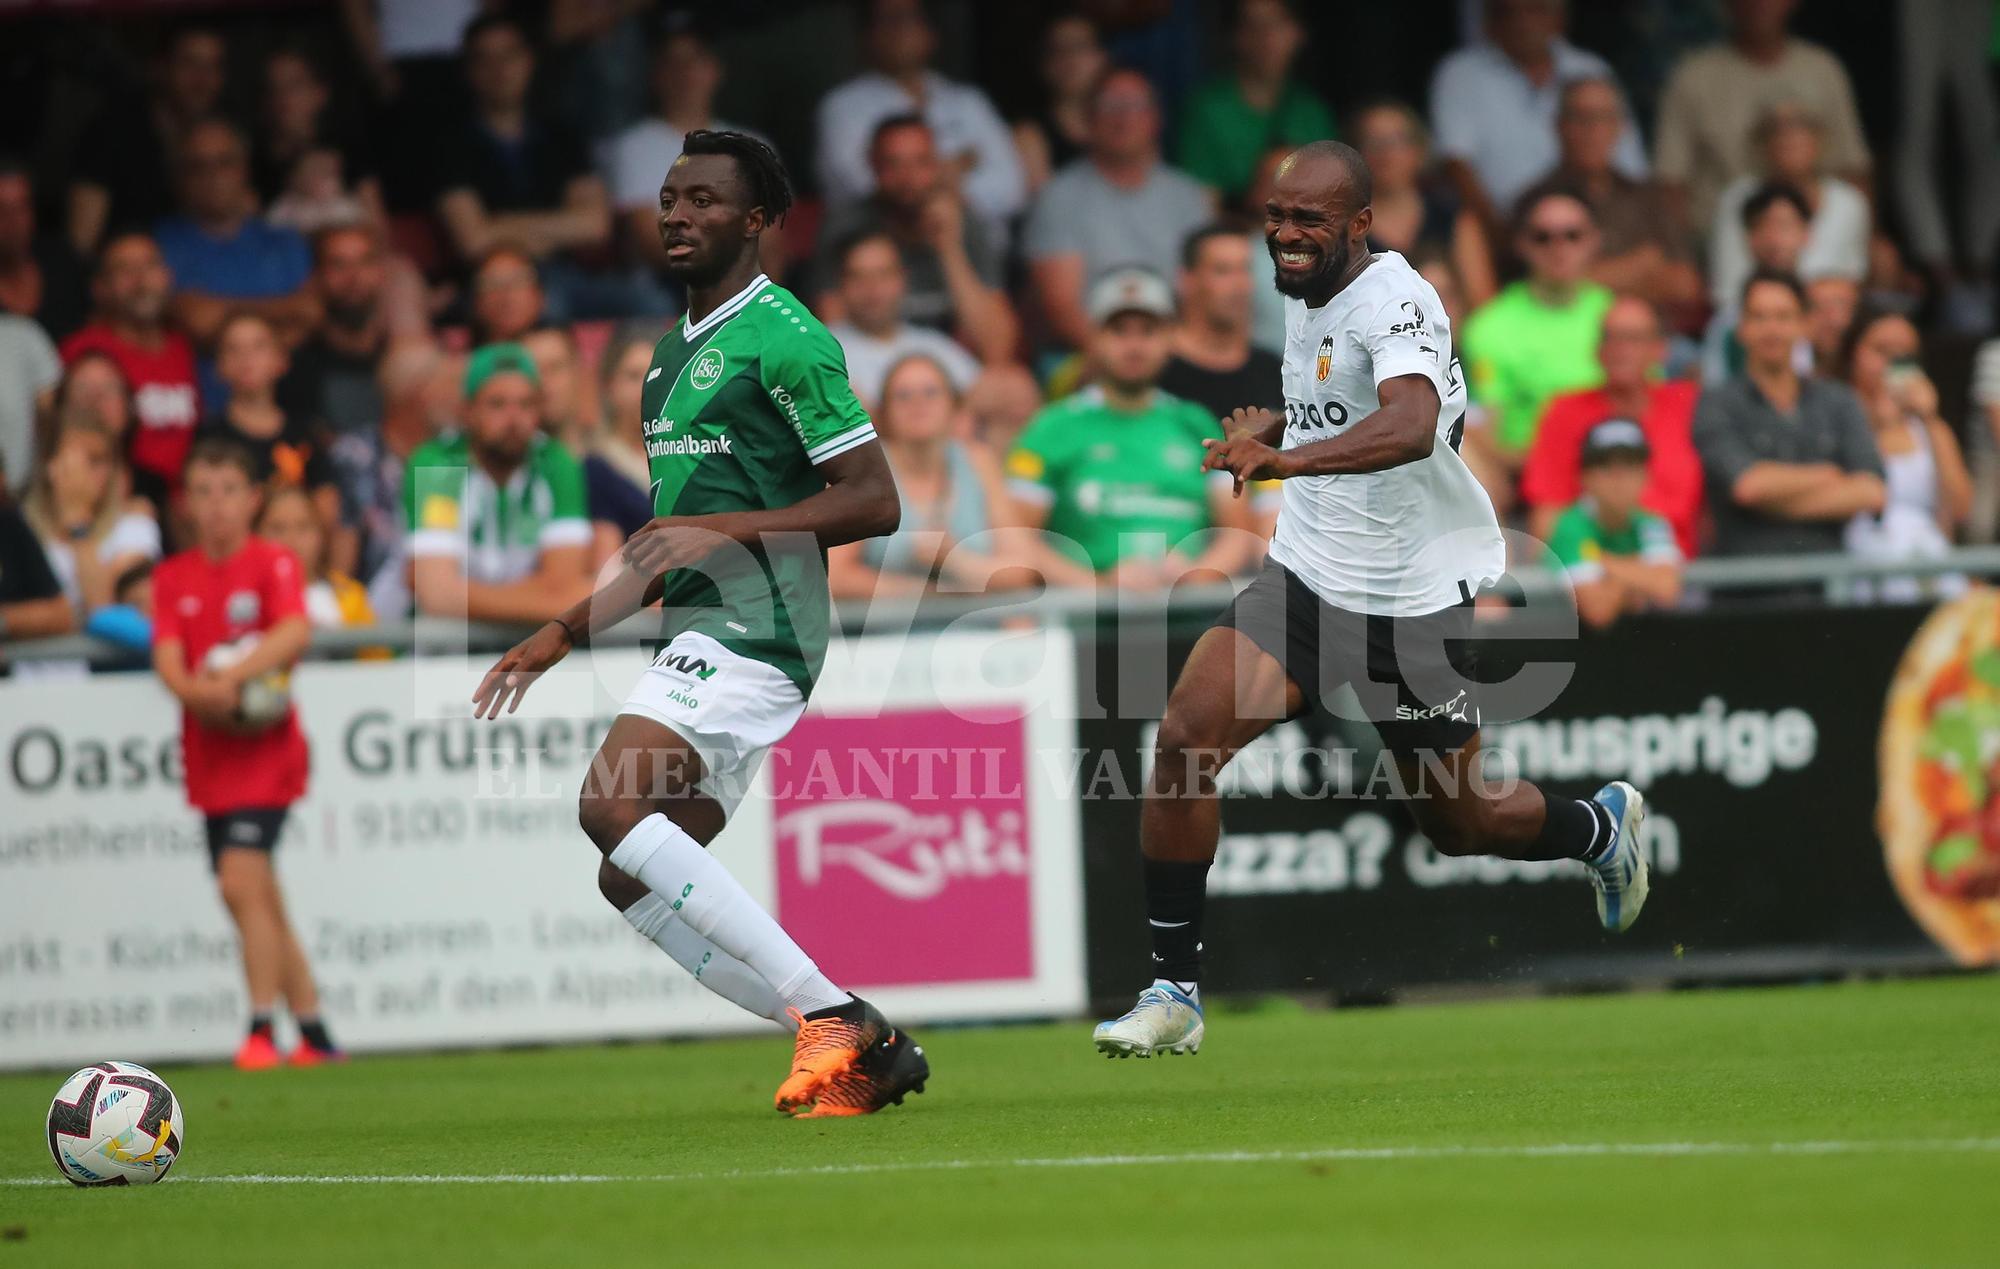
608, 813, 850, 1015
622, 892, 796, 1031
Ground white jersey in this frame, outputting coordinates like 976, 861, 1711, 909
1267, 252, 1504, 616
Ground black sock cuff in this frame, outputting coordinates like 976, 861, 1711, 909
1531, 794, 1605, 862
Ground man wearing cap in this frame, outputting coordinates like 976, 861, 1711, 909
1005, 266, 1253, 588
1546, 419, 1685, 629
404, 342, 594, 621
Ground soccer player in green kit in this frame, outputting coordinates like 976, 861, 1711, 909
473, 132, 927, 1118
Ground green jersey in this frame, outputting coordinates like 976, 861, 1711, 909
1461, 281, 1613, 455
404, 431, 589, 583
1546, 499, 1682, 583
638, 273, 875, 693
1005, 386, 1224, 572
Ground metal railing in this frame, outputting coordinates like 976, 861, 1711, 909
9, 545, 2000, 669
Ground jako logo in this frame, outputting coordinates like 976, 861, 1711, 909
690, 349, 725, 390
656, 651, 719, 680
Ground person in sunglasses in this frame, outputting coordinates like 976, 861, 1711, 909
1457, 183, 1612, 510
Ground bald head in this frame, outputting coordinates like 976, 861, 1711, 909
1266, 140, 1374, 302
1280, 140, 1372, 216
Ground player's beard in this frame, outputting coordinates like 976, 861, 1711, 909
1268, 235, 1348, 300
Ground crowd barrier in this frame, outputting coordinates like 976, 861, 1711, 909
5, 551, 1998, 1069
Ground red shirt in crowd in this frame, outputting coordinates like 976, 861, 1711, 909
152, 537, 309, 814
60, 323, 202, 492
1520, 380, 1704, 556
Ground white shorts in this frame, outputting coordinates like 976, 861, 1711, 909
618, 631, 806, 820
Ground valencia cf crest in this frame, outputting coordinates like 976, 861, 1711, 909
1315, 334, 1335, 382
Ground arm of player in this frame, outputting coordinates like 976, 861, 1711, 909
1203, 375, 1442, 492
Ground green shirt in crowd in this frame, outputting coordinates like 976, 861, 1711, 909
405, 431, 589, 584
1006, 385, 1225, 572
1176, 76, 1338, 199
1546, 498, 1683, 584
1461, 280, 1613, 455
637, 273, 875, 694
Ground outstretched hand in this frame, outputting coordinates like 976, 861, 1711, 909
471, 620, 574, 719
1222, 405, 1279, 440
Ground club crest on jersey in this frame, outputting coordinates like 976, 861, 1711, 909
690, 348, 726, 391
1315, 334, 1335, 382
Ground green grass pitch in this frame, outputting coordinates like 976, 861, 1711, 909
4, 975, 1997, 1268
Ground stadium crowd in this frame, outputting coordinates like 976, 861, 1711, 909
3, 0, 2000, 651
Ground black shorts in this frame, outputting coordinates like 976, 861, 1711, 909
204, 807, 291, 869
1218, 559, 1482, 757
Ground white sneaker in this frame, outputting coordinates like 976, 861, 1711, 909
1093, 984, 1204, 1058
1588, 781, 1649, 932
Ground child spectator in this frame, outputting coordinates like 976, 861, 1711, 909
152, 436, 339, 1069
1546, 420, 1684, 629
21, 414, 162, 618
261, 483, 374, 629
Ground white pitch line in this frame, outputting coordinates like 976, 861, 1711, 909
9, 1136, 2000, 1188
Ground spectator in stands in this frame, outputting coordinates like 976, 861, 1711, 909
1428, 0, 1645, 234
1523, 296, 1703, 556
434, 15, 612, 316
338, 0, 483, 212
521, 324, 594, 452
405, 342, 592, 622
285, 226, 390, 438
602, 23, 762, 286
0, 462, 76, 644
816, 0, 1026, 232
1158, 225, 1282, 421
0, 315, 59, 496
256, 46, 384, 235
329, 340, 454, 611
21, 414, 162, 617
1176, 0, 1336, 206
1522, 77, 1702, 311
62, 233, 202, 503
259, 483, 375, 629
1972, 297, 2000, 541
816, 116, 1014, 362
156, 119, 319, 350
828, 352, 1024, 599
1653, 0, 1870, 237
1545, 419, 1685, 628
1894, 1, 2000, 328
1006, 268, 1252, 588
469, 244, 547, 345
1010, 13, 1107, 196
198, 312, 344, 568
1354, 101, 1496, 312
1024, 68, 1214, 354
1836, 307, 1970, 596
1243, 145, 1293, 357
0, 160, 89, 344
1700, 183, 1815, 385
69, 25, 231, 256
1460, 185, 1612, 497
1804, 274, 1861, 378
1707, 101, 1870, 309
826, 230, 980, 412
52, 351, 135, 448
583, 323, 660, 568
1692, 270, 1884, 559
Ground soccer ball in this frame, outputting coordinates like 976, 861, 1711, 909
203, 634, 292, 726
46, 1061, 185, 1186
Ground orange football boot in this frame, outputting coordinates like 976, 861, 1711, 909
795, 1025, 929, 1118
773, 997, 888, 1114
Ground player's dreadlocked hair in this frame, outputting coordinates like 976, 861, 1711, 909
680, 129, 794, 228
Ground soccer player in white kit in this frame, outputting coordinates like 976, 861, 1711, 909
1094, 141, 1651, 1058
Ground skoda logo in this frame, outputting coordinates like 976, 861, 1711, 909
691, 349, 725, 391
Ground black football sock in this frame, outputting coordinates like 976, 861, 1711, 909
1143, 857, 1211, 988
247, 1013, 274, 1042
296, 1017, 336, 1052
1524, 793, 1616, 863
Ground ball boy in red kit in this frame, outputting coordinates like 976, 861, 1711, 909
151, 436, 340, 1069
